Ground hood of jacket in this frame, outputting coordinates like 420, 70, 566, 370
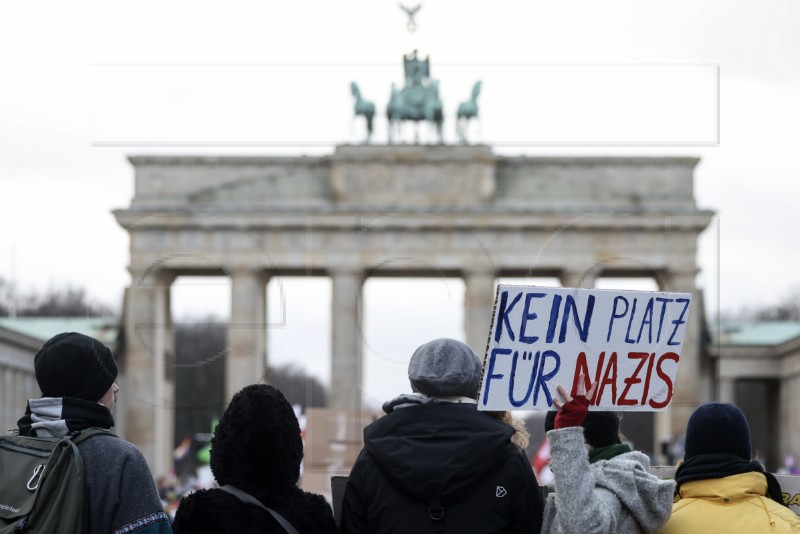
592, 450, 675, 532
660, 472, 800, 534
678, 471, 767, 501
543, 427, 674, 534
363, 402, 515, 504
210, 384, 303, 493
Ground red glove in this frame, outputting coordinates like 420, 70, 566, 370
554, 395, 590, 429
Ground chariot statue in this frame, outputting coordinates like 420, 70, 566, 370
386, 49, 444, 144
348, 4, 480, 145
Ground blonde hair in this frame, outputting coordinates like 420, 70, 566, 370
486, 411, 530, 449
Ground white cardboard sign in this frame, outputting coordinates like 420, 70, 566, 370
478, 285, 691, 411
777, 475, 800, 515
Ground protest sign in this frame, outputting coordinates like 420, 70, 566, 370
777, 475, 800, 515
478, 285, 691, 411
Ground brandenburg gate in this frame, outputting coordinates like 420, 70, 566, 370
114, 145, 714, 474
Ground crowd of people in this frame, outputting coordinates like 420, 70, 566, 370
6, 331, 800, 533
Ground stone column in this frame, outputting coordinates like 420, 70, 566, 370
718, 377, 735, 403
659, 269, 704, 436
124, 269, 174, 476
653, 411, 672, 465
152, 275, 171, 474
780, 375, 800, 466
3, 367, 12, 432
163, 286, 174, 453
14, 369, 23, 422
227, 269, 268, 401
330, 269, 364, 411
24, 373, 35, 407
464, 269, 496, 358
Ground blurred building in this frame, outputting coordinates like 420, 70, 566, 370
710, 320, 800, 470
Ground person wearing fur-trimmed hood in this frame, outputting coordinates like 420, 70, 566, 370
172, 384, 337, 534
542, 376, 674, 534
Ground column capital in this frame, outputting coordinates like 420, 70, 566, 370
658, 268, 700, 292
463, 267, 497, 279
328, 267, 365, 280
560, 268, 597, 289
225, 265, 269, 278
128, 266, 176, 288
661, 267, 700, 276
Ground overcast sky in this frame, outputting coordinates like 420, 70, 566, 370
2, 0, 799, 408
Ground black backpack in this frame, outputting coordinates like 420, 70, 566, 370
0, 428, 114, 533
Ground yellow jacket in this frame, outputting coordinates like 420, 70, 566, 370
658, 472, 800, 533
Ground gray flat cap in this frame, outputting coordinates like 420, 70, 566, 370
408, 338, 483, 399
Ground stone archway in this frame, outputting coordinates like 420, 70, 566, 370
115, 144, 713, 474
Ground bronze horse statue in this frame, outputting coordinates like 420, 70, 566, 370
424, 80, 444, 143
350, 82, 375, 143
456, 81, 482, 144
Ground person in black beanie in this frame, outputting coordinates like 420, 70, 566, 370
544, 408, 623, 454
17, 332, 172, 534
658, 402, 800, 534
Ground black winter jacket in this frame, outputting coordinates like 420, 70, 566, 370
339, 402, 544, 533
173, 485, 335, 534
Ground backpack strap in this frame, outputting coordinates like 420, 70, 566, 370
220, 484, 300, 534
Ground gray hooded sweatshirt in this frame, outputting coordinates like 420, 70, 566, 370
542, 427, 674, 534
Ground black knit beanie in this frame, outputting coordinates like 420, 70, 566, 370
34, 332, 118, 402
685, 402, 751, 460
545, 410, 621, 448
582, 412, 622, 448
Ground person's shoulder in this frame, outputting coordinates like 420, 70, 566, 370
617, 449, 651, 465
598, 451, 670, 485
588, 448, 651, 474
296, 487, 335, 511
177, 488, 230, 509
670, 496, 698, 514
78, 432, 147, 460
274, 487, 337, 533
173, 489, 235, 533
78, 432, 156, 477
